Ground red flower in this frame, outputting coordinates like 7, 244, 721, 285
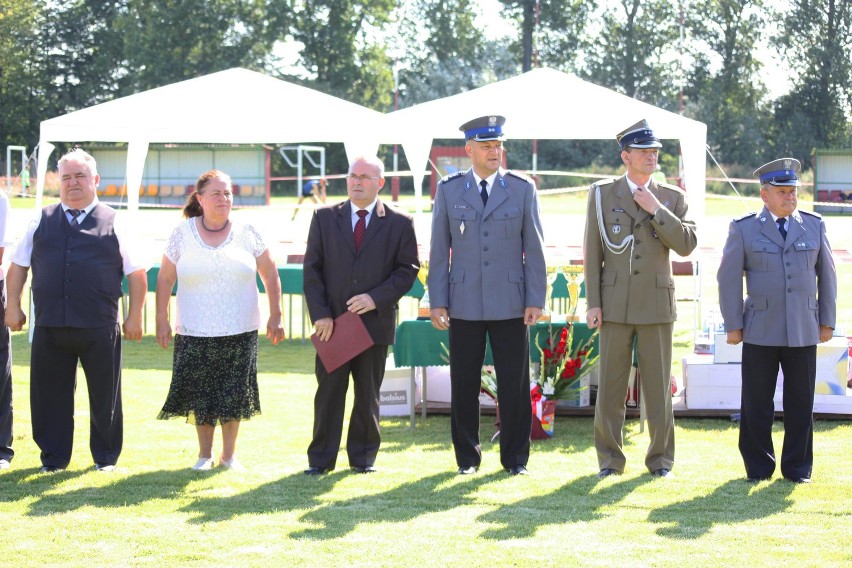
561, 366, 576, 378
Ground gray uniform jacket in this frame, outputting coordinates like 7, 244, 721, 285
428, 168, 546, 321
717, 207, 837, 347
584, 176, 697, 324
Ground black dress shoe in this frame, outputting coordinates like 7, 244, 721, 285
457, 466, 477, 475
652, 468, 674, 479
304, 466, 331, 476
506, 465, 528, 476
352, 465, 376, 474
596, 468, 620, 479
39, 465, 64, 473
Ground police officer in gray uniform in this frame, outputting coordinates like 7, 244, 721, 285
717, 158, 837, 484
429, 115, 546, 476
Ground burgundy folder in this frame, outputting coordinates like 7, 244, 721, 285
310, 310, 375, 373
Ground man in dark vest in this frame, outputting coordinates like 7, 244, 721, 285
5, 148, 147, 472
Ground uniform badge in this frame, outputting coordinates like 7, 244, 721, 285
613, 208, 625, 213
499, 177, 507, 188
652, 229, 659, 239
663, 200, 671, 208
465, 180, 472, 191
612, 224, 622, 235
460, 221, 465, 235
488, 116, 497, 126
784, 159, 792, 169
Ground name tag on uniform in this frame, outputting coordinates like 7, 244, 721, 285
454, 204, 471, 209
612, 208, 625, 213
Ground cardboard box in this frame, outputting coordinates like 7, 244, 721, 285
683, 356, 742, 410
713, 333, 743, 363
380, 362, 421, 417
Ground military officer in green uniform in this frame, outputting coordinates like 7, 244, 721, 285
583, 120, 698, 479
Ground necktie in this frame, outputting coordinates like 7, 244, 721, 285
479, 180, 488, 206
68, 209, 83, 224
354, 209, 368, 251
776, 217, 787, 240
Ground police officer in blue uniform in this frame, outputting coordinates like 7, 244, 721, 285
717, 158, 837, 484
428, 115, 546, 476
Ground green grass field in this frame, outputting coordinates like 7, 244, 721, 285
2, 335, 850, 567
2, 189, 850, 567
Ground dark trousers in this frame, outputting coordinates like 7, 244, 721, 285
31, 325, 124, 468
0, 280, 12, 461
449, 318, 531, 470
307, 344, 389, 470
740, 342, 816, 480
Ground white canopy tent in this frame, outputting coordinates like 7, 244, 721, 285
384, 67, 707, 224
35, 68, 385, 211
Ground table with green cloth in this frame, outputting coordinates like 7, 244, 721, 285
393, 319, 597, 428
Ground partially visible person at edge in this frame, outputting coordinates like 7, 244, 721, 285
584, 119, 698, 480
428, 115, 546, 477
302, 156, 418, 475
155, 169, 284, 472
717, 157, 837, 484
0, 187, 13, 470
292, 178, 327, 220
5, 148, 147, 473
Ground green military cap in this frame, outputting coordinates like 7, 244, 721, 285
754, 158, 801, 186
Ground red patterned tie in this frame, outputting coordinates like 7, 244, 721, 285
354, 209, 368, 251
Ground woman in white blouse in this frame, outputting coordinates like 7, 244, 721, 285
155, 170, 284, 471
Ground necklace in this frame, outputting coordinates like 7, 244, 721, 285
200, 217, 229, 233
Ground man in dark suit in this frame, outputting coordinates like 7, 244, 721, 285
0, 188, 12, 470
5, 148, 147, 472
717, 157, 837, 484
428, 115, 546, 476
303, 155, 418, 475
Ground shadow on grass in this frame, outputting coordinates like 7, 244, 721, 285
0, 467, 88, 503
292, 470, 505, 540
179, 469, 506, 537
477, 473, 654, 540
647, 478, 795, 539
24, 469, 218, 516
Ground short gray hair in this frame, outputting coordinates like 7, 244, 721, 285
349, 155, 385, 178
58, 148, 98, 176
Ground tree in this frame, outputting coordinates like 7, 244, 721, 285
118, 0, 293, 94
293, 0, 395, 110
496, 0, 595, 72
394, 0, 494, 107
684, 0, 771, 165
772, 0, 852, 165
578, 0, 681, 111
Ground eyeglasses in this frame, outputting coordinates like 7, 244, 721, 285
346, 174, 380, 183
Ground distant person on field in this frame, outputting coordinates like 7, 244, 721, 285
20, 165, 31, 197
156, 170, 284, 472
292, 178, 327, 220
5, 148, 147, 473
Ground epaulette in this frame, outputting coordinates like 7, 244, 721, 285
505, 170, 533, 184
591, 178, 616, 189
734, 212, 756, 222
657, 181, 687, 195
800, 210, 822, 219
439, 171, 465, 184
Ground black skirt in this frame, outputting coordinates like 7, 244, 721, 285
157, 331, 261, 426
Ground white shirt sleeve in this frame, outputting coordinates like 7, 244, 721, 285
112, 211, 150, 275
10, 214, 42, 268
